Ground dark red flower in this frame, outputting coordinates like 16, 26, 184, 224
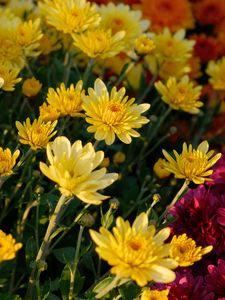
170, 185, 225, 255
191, 34, 219, 63
206, 259, 225, 297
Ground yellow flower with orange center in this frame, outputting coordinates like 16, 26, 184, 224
82, 78, 150, 145
46, 81, 84, 118
140, 289, 169, 300
73, 29, 125, 59
155, 76, 203, 114
134, 35, 155, 56
170, 234, 213, 267
206, 57, 225, 91
90, 212, 177, 286
0, 230, 22, 262
22, 77, 42, 97
39, 136, 118, 204
0, 147, 20, 177
16, 117, 57, 150
162, 141, 221, 184
39, 0, 101, 35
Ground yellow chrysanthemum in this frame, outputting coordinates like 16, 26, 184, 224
141, 289, 169, 300
134, 35, 155, 56
170, 234, 213, 267
0, 147, 20, 177
22, 77, 42, 97
162, 141, 222, 184
82, 78, 150, 145
98, 3, 149, 49
73, 29, 125, 59
90, 212, 177, 286
0, 230, 22, 262
14, 18, 43, 57
39, 136, 118, 204
39, 0, 101, 35
39, 31, 61, 55
0, 61, 22, 91
206, 57, 225, 90
46, 81, 84, 117
15, 117, 57, 150
153, 158, 171, 179
155, 76, 203, 114
39, 103, 60, 122
145, 28, 194, 78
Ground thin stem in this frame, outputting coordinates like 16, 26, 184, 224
25, 194, 68, 300
138, 73, 158, 103
68, 225, 84, 300
83, 59, 95, 87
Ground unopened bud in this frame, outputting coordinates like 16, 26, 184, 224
79, 213, 95, 227
34, 185, 44, 194
113, 152, 126, 165
109, 198, 120, 210
153, 158, 171, 179
36, 259, 47, 271
169, 126, 177, 135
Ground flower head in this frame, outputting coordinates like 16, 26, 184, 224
206, 57, 225, 91
98, 3, 149, 49
140, 288, 169, 300
170, 185, 225, 254
73, 29, 125, 59
155, 76, 203, 114
16, 117, 57, 150
163, 141, 221, 184
134, 35, 155, 56
39, 0, 101, 35
206, 259, 225, 297
39, 103, 60, 122
153, 158, 171, 179
0, 147, 20, 177
46, 81, 84, 117
39, 136, 118, 204
194, 0, 225, 26
170, 234, 213, 267
90, 212, 177, 286
0, 230, 22, 262
0, 61, 21, 91
82, 78, 150, 145
141, 0, 194, 32
22, 77, 42, 97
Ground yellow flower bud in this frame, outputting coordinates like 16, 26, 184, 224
134, 35, 155, 56
100, 157, 110, 168
22, 77, 42, 97
113, 152, 126, 165
153, 158, 171, 179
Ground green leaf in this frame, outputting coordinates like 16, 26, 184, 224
118, 282, 140, 299
53, 247, 75, 264
92, 276, 114, 294
0, 294, 22, 300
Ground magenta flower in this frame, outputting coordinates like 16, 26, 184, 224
206, 259, 225, 297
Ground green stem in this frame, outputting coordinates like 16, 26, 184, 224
25, 194, 68, 300
138, 73, 158, 103
68, 225, 84, 300
83, 59, 95, 88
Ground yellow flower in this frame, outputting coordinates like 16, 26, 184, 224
145, 28, 194, 78
0, 77, 4, 88
73, 29, 125, 59
16, 117, 57, 150
82, 78, 150, 145
134, 35, 155, 56
155, 76, 203, 114
0, 61, 22, 91
90, 212, 177, 286
7, 0, 34, 18
170, 234, 213, 267
22, 77, 42, 97
0, 147, 20, 177
0, 230, 22, 262
140, 289, 169, 300
39, 136, 118, 204
206, 57, 225, 90
39, 31, 61, 55
113, 152, 126, 165
39, 102, 60, 122
98, 3, 149, 49
46, 81, 84, 118
153, 158, 171, 179
14, 18, 43, 57
162, 141, 222, 184
39, 0, 101, 35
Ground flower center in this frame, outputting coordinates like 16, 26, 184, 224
128, 240, 142, 251
111, 18, 124, 33
109, 103, 122, 113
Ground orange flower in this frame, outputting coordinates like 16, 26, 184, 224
191, 34, 219, 63
194, 0, 225, 26
140, 0, 194, 32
